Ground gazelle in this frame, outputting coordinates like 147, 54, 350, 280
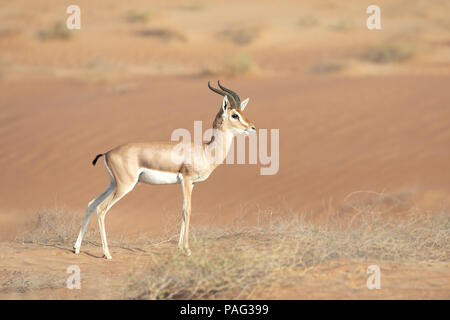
73, 81, 255, 259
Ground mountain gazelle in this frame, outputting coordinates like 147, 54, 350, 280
73, 81, 255, 259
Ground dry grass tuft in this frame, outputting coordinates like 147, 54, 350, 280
328, 19, 355, 32
0, 269, 64, 294
310, 60, 346, 74
137, 28, 187, 42
217, 24, 264, 46
363, 42, 415, 64
297, 16, 319, 29
16, 208, 97, 246
38, 21, 73, 41
202, 53, 256, 77
125, 9, 153, 24
15, 208, 145, 249
79, 56, 124, 83
178, 1, 207, 11
220, 53, 255, 76
125, 201, 449, 299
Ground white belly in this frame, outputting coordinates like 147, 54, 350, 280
193, 173, 210, 183
138, 168, 179, 185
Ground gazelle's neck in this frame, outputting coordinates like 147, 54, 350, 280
204, 126, 234, 167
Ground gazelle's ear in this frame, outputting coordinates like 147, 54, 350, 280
240, 98, 249, 111
222, 95, 229, 112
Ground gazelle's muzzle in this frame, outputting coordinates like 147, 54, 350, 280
245, 124, 256, 135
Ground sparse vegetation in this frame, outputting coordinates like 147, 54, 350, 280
363, 43, 415, 64
310, 60, 346, 74
297, 16, 319, 29
202, 53, 255, 77
38, 21, 73, 41
221, 53, 255, 76
217, 24, 264, 46
0, 269, 64, 294
15, 208, 146, 249
7, 192, 450, 299
85, 55, 122, 73
137, 28, 187, 42
178, 1, 207, 11
125, 9, 153, 24
329, 19, 354, 32
79, 56, 124, 83
125, 201, 449, 299
17, 208, 97, 246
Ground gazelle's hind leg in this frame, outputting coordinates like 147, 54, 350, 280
73, 182, 114, 254
177, 173, 194, 256
95, 183, 135, 259
177, 174, 186, 251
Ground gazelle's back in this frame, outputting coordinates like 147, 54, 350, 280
106, 141, 184, 175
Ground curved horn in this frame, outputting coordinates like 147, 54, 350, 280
208, 81, 238, 109
218, 80, 241, 107
208, 81, 225, 96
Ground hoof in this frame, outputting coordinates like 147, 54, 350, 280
178, 247, 191, 256
103, 254, 113, 260
73, 247, 80, 254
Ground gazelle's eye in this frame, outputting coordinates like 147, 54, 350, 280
232, 114, 239, 119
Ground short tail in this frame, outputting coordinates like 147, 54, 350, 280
92, 154, 104, 166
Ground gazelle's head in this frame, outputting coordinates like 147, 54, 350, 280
208, 81, 255, 135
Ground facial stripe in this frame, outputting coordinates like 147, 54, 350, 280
235, 110, 249, 126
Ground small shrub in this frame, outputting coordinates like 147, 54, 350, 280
217, 24, 263, 46
201, 53, 255, 77
0, 270, 63, 293
137, 28, 187, 42
329, 19, 354, 32
38, 21, 73, 41
363, 43, 415, 63
178, 1, 207, 11
223, 53, 254, 76
297, 16, 319, 29
310, 60, 346, 74
17, 209, 96, 246
125, 9, 153, 24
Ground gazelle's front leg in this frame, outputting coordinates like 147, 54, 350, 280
177, 173, 194, 255
178, 219, 185, 249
